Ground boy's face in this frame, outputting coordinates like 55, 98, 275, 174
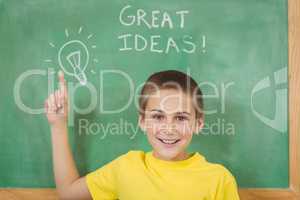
139, 88, 204, 161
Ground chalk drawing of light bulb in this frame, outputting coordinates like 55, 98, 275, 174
58, 40, 89, 85
44, 27, 99, 83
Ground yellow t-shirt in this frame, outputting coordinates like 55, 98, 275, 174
86, 150, 240, 200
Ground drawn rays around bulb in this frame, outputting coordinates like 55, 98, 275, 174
44, 27, 99, 85
49, 42, 55, 48
65, 29, 69, 38
78, 26, 83, 34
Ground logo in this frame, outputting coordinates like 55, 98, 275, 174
251, 67, 288, 133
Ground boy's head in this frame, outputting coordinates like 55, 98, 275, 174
138, 70, 204, 161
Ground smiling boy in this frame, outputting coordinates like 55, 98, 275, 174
45, 70, 240, 200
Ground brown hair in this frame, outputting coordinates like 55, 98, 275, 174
138, 70, 204, 119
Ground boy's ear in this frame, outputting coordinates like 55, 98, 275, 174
194, 116, 204, 135
138, 115, 146, 132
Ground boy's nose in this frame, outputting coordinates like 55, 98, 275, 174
160, 122, 177, 134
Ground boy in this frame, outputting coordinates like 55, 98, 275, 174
45, 70, 240, 200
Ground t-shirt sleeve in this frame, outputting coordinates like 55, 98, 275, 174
215, 167, 240, 200
222, 176, 240, 200
85, 157, 122, 200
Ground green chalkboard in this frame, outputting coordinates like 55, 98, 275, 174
0, 0, 288, 188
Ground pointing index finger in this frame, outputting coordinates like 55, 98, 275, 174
58, 70, 65, 89
58, 70, 68, 98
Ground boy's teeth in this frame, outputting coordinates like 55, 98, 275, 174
160, 139, 179, 144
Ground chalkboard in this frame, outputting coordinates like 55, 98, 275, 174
0, 0, 288, 188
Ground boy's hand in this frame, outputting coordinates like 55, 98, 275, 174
44, 70, 68, 127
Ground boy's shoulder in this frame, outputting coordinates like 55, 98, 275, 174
115, 150, 146, 162
204, 161, 236, 183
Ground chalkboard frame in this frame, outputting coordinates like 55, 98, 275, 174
238, 0, 300, 199
0, 0, 299, 199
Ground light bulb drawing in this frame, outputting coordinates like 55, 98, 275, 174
44, 27, 99, 85
58, 40, 89, 85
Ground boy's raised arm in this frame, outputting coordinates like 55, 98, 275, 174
45, 71, 92, 200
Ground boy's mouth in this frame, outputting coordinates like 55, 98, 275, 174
156, 137, 181, 145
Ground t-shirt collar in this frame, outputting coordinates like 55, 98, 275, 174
146, 151, 206, 168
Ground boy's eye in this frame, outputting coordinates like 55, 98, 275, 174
175, 116, 188, 121
152, 114, 164, 121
